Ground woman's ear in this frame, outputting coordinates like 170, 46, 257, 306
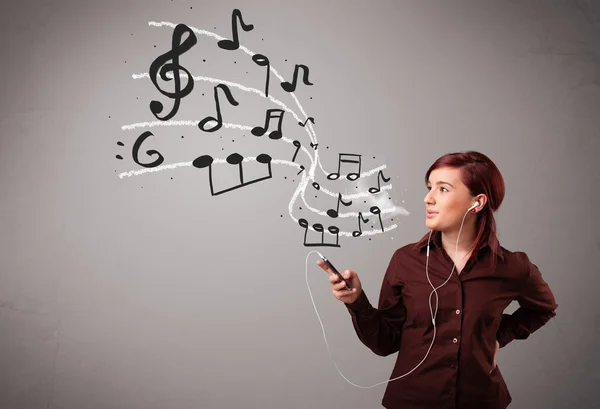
476, 194, 488, 209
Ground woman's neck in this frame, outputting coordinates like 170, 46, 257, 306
441, 222, 477, 256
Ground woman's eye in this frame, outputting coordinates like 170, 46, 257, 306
440, 187, 448, 192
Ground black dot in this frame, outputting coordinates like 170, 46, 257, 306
285, 59, 287, 62
108, 116, 111, 118
389, 197, 391, 200
234, 61, 236, 64
190, 6, 192, 9
203, 59, 206, 62
246, 71, 248, 74
136, 97, 139, 99
310, 97, 313, 99
326, 146, 329, 149
373, 156, 375, 159
284, 177, 287, 179
262, 38, 264, 41
222, 148, 225, 150
364, 201, 367, 204
154, 45, 156, 48
369, 238, 372, 241
181, 135, 184, 138
299, 207, 303, 210
281, 215, 283, 217
202, 93, 204, 96
171, 177, 173, 180
315, 196, 317, 198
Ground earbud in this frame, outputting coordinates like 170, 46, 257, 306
468, 201, 480, 212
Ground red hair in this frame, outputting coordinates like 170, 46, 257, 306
414, 151, 506, 268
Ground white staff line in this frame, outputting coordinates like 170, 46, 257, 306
132, 71, 314, 142
117, 138, 393, 200
118, 156, 399, 235
119, 119, 392, 198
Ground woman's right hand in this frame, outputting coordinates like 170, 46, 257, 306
316, 259, 363, 304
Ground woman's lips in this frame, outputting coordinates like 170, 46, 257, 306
426, 211, 438, 218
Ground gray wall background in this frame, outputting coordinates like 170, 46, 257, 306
0, 0, 598, 408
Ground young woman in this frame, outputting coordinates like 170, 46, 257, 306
317, 151, 557, 409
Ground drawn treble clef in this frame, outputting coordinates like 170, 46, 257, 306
149, 23, 197, 121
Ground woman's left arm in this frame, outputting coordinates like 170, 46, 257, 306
496, 253, 558, 348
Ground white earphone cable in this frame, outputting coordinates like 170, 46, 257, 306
305, 206, 474, 388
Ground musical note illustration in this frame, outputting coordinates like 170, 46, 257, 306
368, 170, 391, 194
192, 152, 273, 196
297, 165, 305, 175
251, 109, 284, 140
327, 153, 362, 181
327, 193, 352, 218
352, 212, 370, 237
312, 182, 320, 190
310, 142, 318, 150
252, 54, 271, 97
132, 131, 165, 168
298, 218, 341, 248
370, 206, 385, 232
217, 9, 254, 50
149, 23, 197, 121
281, 64, 313, 92
298, 117, 315, 127
199, 84, 239, 133
292, 140, 301, 162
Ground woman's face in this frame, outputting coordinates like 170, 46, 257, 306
424, 166, 479, 232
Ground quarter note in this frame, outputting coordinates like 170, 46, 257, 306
281, 64, 313, 92
352, 212, 370, 237
251, 109, 284, 140
312, 182, 320, 190
217, 9, 254, 51
292, 140, 301, 162
192, 152, 273, 196
298, 117, 315, 127
252, 54, 271, 97
298, 218, 341, 248
327, 193, 352, 218
198, 84, 239, 133
370, 206, 385, 232
327, 153, 362, 181
368, 170, 391, 194
310, 142, 318, 150
149, 23, 197, 121
297, 165, 305, 175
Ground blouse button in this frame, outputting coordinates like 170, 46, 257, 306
453, 338, 458, 343
456, 309, 460, 314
